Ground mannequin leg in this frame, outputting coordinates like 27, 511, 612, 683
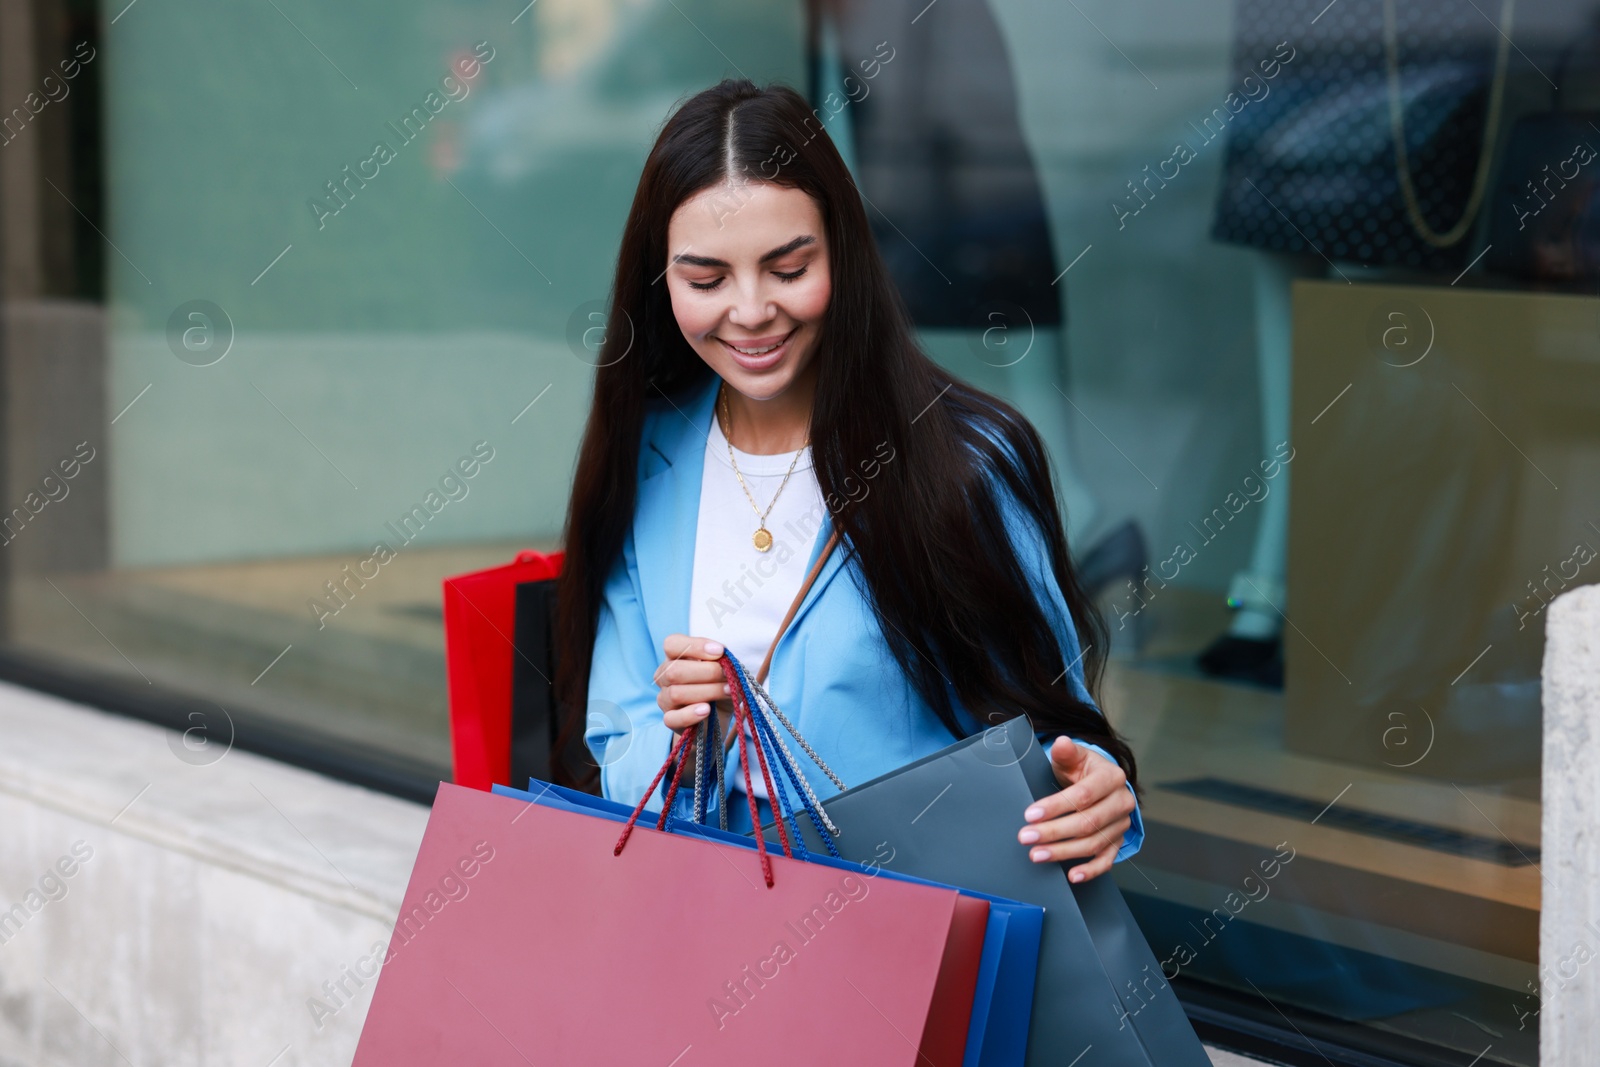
1199, 251, 1321, 684
1234, 252, 1298, 638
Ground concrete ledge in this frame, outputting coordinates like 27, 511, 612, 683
1541, 583, 1600, 1067
0, 681, 428, 1066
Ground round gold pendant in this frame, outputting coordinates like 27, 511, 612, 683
753, 527, 773, 552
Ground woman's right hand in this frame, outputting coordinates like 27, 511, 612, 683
654, 634, 731, 738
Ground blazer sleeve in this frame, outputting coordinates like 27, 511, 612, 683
990, 463, 1145, 863
583, 532, 678, 811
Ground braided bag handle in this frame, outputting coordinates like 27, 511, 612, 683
613, 654, 790, 886
613, 531, 845, 886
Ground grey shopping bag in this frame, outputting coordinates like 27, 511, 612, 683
762, 714, 1208, 1067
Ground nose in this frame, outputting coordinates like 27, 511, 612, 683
726, 277, 774, 330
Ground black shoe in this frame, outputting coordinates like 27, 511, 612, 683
1197, 633, 1284, 688
1076, 519, 1147, 602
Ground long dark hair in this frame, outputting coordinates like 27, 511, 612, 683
554, 78, 1137, 793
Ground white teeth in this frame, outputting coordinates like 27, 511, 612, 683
724, 334, 788, 356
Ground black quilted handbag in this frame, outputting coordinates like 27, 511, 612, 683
1210, 0, 1520, 273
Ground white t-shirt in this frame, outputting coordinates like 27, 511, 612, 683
688, 411, 827, 801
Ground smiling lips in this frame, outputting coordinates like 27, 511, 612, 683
717, 328, 797, 371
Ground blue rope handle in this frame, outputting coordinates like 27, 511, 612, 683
753, 697, 837, 859
726, 652, 841, 859
748, 702, 806, 857
677, 649, 841, 858
739, 676, 807, 856
682, 651, 791, 830
728, 654, 843, 839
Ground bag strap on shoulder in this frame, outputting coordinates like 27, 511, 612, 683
755, 529, 839, 684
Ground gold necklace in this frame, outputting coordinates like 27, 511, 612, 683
717, 389, 807, 553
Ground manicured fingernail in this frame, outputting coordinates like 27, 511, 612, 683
1018, 829, 1040, 844
705, 641, 723, 656
1030, 848, 1051, 863
694, 704, 710, 717
721, 683, 730, 695
1024, 806, 1044, 821
1070, 869, 1085, 883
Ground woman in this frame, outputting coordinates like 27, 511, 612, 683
555, 78, 1142, 882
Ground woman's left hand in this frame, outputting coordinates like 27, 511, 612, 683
1017, 737, 1135, 884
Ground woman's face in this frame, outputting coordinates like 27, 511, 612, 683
664, 180, 832, 405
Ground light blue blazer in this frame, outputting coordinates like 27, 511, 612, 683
583, 373, 1143, 859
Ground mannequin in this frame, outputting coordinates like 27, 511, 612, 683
1202, 0, 1509, 684
1197, 252, 1322, 687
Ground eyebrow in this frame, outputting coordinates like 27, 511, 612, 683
670, 234, 816, 269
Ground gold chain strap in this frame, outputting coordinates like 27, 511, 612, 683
1384, 0, 1515, 248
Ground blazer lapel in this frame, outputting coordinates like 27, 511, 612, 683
632, 375, 720, 653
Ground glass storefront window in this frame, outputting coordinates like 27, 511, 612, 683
8, 0, 1591, 1061
18, 0, 803, 779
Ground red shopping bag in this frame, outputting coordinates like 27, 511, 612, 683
353, 783, 988, 1066
442, 550, 563, 790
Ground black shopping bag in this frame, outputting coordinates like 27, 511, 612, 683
762, 714, 1208, 1067
509, 578, 559, 787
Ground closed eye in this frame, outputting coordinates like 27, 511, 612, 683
686, 266, 809, 292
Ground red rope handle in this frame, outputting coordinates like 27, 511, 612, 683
613, 727, 693, 857
721, 656, 792, 864
656, 713, 698, 831
730, 703, 773, 886
612, 657, 790, 888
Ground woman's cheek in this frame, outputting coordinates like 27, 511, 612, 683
668, 287, 721, 344
794, 271, 832, 323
